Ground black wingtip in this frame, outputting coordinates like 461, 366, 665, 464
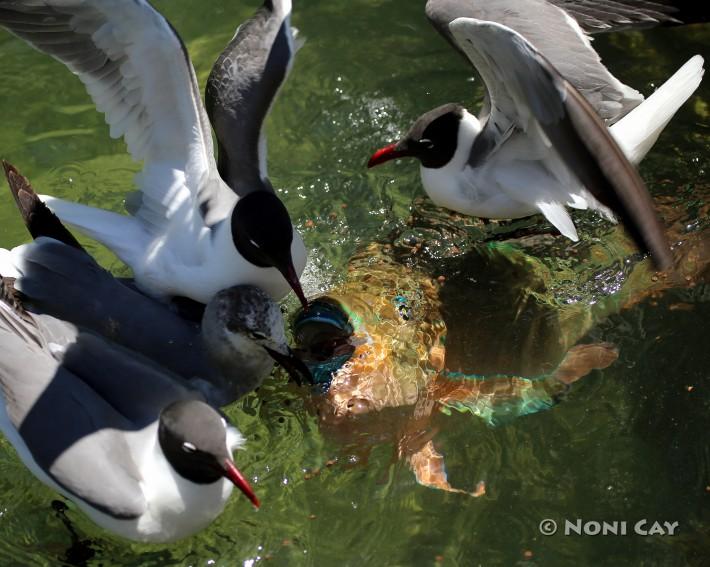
2, 160, 85, 252
531, 67, 674, 273
559, 88, 675, 272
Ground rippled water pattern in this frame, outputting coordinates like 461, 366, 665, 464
0, 1, 708, 565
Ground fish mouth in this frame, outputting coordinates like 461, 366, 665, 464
292, 298, 355, 385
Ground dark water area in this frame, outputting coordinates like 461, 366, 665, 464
0, 1, 708, 565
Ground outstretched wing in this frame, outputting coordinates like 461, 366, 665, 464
3, 161, 84, 251
205, 0, 300, 199
449, 17, 672, 269
425, 0, 643, 123
0, 0, 231, 229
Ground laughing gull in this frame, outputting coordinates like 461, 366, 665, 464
1, 162, 312, 407
368, 0, 705, 269
0, 276, 259, 542
0, 0, 309, 308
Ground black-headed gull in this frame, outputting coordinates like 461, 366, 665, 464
0, 0, 309, 307
0, 276, 259, 542
368, 0, 704, 269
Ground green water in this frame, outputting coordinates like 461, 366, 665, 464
0, 1, 708, 565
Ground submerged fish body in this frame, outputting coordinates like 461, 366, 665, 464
295, 241, 619, 494
297, 243, 446, 419
294, 183, 710, 494
296, 242, 615, 426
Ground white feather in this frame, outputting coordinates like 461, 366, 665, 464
0, 248, 18, 278
537, 201, 579, 241
611, 55, 705, 165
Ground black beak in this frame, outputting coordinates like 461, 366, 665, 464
264, 345, 314, 386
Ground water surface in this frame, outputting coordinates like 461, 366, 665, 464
0, 1, 708, 565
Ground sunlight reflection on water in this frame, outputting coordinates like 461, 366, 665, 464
0, 1, 707, 565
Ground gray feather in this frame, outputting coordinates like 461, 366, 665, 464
14, 239, 211, 381
426, 0, 644, 123
0, 260, 208, 519
551, 0, 680, 33
205, 0, 296, 196
0, 319, 146, 518
451, 18, 672, 269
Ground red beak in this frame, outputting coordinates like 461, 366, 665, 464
280, 262, 309, 311
224, 459, 260, 509
367, 142, 413, 168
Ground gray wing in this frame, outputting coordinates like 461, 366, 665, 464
425, 0, 643, 122
0, 305, 145, 519
13, 238, 211, 380
551, 0, 680, 33
58, 331, 202, 426
0, 0, 231, 229
205, 0, 300, 195
49, 332, 201, 519
449, 18, 672, 269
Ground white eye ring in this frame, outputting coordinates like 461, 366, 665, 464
182, 442, 197, 453
221, 417, 227, 429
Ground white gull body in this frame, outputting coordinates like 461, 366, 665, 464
369, 0, 704, 267
420, 50, 704, 239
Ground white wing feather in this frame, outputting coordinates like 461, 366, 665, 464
0, 0, 230, 235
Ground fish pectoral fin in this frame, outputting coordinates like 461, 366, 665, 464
407, 441, 486, 497
553, 342, 619, 385
537, 201, 579, 241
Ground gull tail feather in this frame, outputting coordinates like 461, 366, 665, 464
537, 201, 579, 241
611, 55, 704, 165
